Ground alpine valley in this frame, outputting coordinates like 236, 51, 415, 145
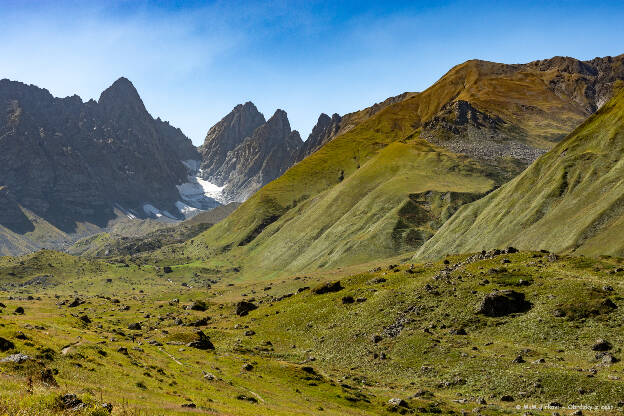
2, 53, 624, 416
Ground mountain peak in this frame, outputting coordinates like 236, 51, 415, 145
98, 77, 146, 114
266, 109, 290, 129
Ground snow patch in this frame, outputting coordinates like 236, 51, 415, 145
177, 159, 225, 207
175, 201, 199, 216
143, 204, 163, 218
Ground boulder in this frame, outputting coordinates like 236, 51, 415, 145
187, 330, 214, 350
592, 339, 612, 351
478, 290, 531, 317
0, 337, 15, 352
235, 301, 258, 316
189, 300, 207, 311
0, 353, 31, 363
312, 281, 343, 294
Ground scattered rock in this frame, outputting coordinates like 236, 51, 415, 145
312, 281, 343, 294
0, 353, 30, 363
478, 290, 531, 317
41, 368, 58, 386
163, 266, 173, 273
128, 322, 142, 331
79, 315, 91, 324
181, 403, 196, 408
117, 347, 129, 355
600, 353, 619, 364
244, 330, 255, 336
388, 398, 408, 407
592, 339, 612, 351
500, 395, 514, 402
236, 301, 258, 316
189, 300, 207, 311
57, 394, 84, 410
0, 337, 15, 352
187, 330, 215, 350
236, 394, 258, 403
14, 306, 24, 315
342, 296, 355, 304
68, 298, 83, 308
512, 355, 525, 363
14, 331, 28, 340
449, 328, 467, 335
242, 363, 254, 371
187, 317, 210, 327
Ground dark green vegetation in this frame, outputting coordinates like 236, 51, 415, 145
418, 86, 624, 259
2, 249, 624, 414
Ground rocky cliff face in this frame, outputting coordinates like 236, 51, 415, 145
198, 102, 266, 185
296, 113, 342, 162
199, 105, 302, 202
0, 77, 200, 235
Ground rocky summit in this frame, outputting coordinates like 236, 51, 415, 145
0, 77, 199, 228
0, 77, 217, 255
199, 104, 303, 202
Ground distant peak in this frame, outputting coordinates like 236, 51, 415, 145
317, 113, 331, 123
98, 77, 146, 113
233, 101, 260, 114
270, 108, 288, 120
99, 77, 140, 102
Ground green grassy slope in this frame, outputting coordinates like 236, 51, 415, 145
186, 137, 495, 277
3, 249, 624, 414
418, 88, 624, 259
182, 57, 623, 277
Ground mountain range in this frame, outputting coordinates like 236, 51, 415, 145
4, 53, 624, 416
0, 79, 308, 254
175, 54, 624, 277
1, 54, 624, 262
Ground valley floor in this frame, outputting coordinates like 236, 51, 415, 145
1, 249, 624, 415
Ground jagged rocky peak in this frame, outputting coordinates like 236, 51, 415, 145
98, 77, 148, 116
199, 101, 266, 180
259, 109, 292, 139
198, 105, 303, 202
202, 101, 265, 148
0, 76, 201, 246
297, 112, 342, 161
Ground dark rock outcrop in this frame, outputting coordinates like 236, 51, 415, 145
296, 113, 342, 161
187, 330, 215, 350
478, 290, 531, 317
0, 337, 15, 352
312, 281, 343, 294
199, 102, 266, 183
235, 301, 258, 316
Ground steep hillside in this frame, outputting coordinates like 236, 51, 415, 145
182, 55, 624, 276
418, 86, 624, 259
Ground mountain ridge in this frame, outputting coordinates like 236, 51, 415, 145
417, 85, 624, 259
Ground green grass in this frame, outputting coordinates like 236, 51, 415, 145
171, 57, 619, 280
418, 88, 624, 260
3, 249, 624, 414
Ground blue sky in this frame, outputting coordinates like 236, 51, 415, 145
1, 0, 623, 145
